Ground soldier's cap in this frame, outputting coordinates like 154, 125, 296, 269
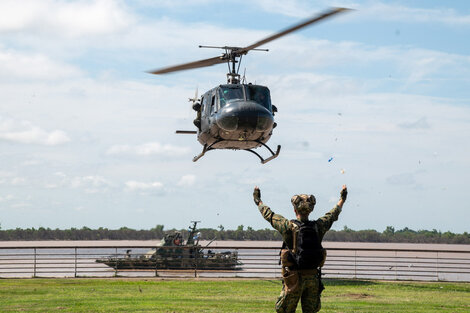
291, 194, 316, 214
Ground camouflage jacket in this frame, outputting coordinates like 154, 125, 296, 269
258, 202, 342, 249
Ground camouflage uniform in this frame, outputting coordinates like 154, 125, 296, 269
258, 202, 342, 313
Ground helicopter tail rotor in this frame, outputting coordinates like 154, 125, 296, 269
189, 87, 199, 105
188, 86, 202, 130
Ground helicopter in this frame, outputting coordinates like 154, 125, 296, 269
149, 8, 350, 164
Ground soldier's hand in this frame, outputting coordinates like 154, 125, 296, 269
253, 186, 262, 205
340, 185, 348, 201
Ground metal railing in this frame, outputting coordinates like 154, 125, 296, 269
1, 244, 469, 281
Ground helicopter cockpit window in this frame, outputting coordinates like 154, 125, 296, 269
246, 85, 272, 110
210, 94, 216, 114
218, 86, 244, 107
201, 96, 207, 115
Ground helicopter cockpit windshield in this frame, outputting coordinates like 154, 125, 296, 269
246, 85, 272, 110
218, 85, 272, 111
218, 86, 244, 107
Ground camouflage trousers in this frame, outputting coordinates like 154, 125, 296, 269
275, 271, 322, 313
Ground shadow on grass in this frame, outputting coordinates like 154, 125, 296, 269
394, 281, 470, 293
261, 278, 379, 288
323, 278, 379, 287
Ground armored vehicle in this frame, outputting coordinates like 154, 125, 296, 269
96, 221, 241, 270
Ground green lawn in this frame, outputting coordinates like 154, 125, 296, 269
0, 278, 469, 312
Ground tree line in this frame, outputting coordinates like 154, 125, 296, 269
0, 225, 469, 244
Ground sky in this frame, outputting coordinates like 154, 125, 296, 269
0, 0, 469, 233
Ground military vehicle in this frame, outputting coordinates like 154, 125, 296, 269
149, 7, 350, 163
96, 221, 241, 270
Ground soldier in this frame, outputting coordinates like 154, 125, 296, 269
253, 185, 348, 313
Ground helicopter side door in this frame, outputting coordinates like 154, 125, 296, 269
210, 92, 217, 115
200, 94, 209, 131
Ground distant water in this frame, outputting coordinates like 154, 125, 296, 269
1, 240, 470, 251
1, 241, 469, 281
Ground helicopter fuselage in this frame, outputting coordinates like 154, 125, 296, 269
197, 83, 276, 150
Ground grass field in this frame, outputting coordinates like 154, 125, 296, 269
1, 278, 469, 312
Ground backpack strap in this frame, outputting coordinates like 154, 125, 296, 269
290, 220, 301, 254
279, 220, 300, 265
314, 222, 321, 245
290, 219, 301, 226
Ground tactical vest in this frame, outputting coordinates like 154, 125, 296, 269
282, 220, 325, 270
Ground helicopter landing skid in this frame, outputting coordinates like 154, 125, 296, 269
245, 142, 281, 164
192, 143, 215, 162
193, 140, 281, 164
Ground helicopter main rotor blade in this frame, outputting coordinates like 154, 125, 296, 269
148, 55, 227, 75
148, 7, 350, 75
237, 7, 351, 55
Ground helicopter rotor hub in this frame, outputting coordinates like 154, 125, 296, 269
227, 73, 240, 84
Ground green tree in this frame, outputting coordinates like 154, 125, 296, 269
384, 226, 395, 235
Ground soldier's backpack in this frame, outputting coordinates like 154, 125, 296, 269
290, 220, 325, 269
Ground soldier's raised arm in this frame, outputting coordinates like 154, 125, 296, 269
337, 184, 347, 209
316, 185, 348, 236
253, 186, 290, 234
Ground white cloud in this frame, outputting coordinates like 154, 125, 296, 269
135, 0, 324, 19
70, 175, 111, 193
0, 195, 14, 202
107, 142, 190, 157
11, 202, 31, 209
0, 171, 14, 178
398, 117, 430, 130
246, 0, 314, 18
0, 0, 134, 37
177, 174, 196, 187
0, 48, 82, 80
125, 180, 164, 194
135, 0, 214, 9
266, 37, 470, 85
238, 177, 270, 186
360, 3, 470, 26
11, 177, 27, 186
43, 173, 112, 193
0, 116, 70, 146
247, 1, 470, 26
21, 160, 43, 167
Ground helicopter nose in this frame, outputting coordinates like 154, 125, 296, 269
216, 101, 273, 132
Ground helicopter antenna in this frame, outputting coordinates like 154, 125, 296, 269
241, 68, 247, 84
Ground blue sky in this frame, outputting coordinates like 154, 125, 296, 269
0, 0, 469, 233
